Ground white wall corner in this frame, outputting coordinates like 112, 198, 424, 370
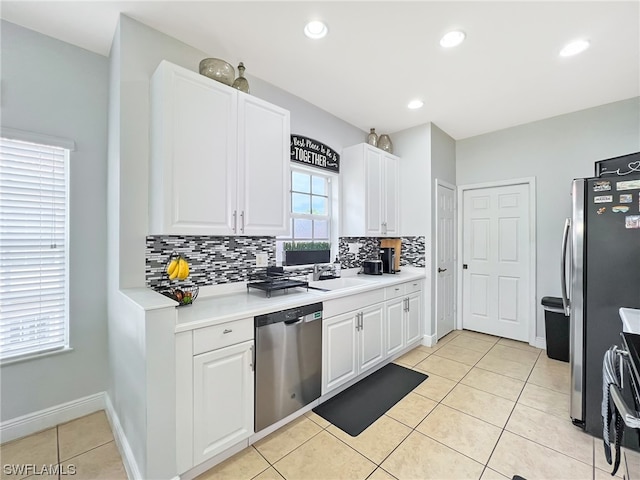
534, 336, 547, 350
422, 333, 437, 347
0, 392, 105, 444
105, 393, 142, 480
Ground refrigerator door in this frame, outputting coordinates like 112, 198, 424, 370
582, 174, 640, 435
570, 179, 586, 426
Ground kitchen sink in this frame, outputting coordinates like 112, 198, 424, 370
307, 277, 372, 292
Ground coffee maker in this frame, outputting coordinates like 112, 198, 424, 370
380, 247, 396, 274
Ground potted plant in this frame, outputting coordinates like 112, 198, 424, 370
283, 241, 331, 266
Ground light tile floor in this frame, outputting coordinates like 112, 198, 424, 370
0, 411, 126, 480
2, 330, 636, 480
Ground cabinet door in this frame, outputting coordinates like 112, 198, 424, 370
385, 297, 405, 357
238, 94, 291, 236
382, 154, 400, 236
365, 147, 383, 236
405, 292, 423, 345
193, 341, 254, 464
358, 304, 385, 374
150, 62, 237, 235
322, 312, 358, 394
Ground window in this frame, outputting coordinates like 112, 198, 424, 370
0, 137, 69, 361
276, 169, 331, 264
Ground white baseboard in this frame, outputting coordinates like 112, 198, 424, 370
0, 392, 105, 444
422, 333, 437, 347
104, 393, 141, 480
534, 336, 547, 350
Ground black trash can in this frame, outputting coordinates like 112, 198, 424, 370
541, 296, 569, 362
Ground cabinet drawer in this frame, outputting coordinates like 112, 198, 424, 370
385, 284, 406, 300
193, 318, 253, 355
405, 280, 423, 294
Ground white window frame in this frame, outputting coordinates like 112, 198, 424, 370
0, 129, 73, 364
277, 166, 335, 265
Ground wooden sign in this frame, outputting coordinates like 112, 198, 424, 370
290, 135, 340, 173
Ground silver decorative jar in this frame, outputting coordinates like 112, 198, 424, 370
232, 62, 250, 93
378, 134, 393, 153
199, 58, 235, 86
367, 128, 378, 147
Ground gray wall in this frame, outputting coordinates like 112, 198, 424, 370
456, 97, 640, 339
0, 21, 109, 421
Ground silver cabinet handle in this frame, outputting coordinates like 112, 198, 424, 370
360, 312, 363, 330
223, 329, 232, 334
406, 298, 410, 312
438, 267, 447, 273
233, 210, 237, 233
250, 345, 255, 371
395, 287, 400, 291
240, 211, 245, 234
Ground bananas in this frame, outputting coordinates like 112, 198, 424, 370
166, 255, 190, 281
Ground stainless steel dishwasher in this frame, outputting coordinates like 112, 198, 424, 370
254, 302, 323, 432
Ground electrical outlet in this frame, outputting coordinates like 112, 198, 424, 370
256, 253, 268, 267
348, 242, 360, 254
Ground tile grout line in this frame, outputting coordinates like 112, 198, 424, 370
478, 347, 542, 479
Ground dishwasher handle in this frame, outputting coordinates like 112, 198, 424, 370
284, 318, 303, 325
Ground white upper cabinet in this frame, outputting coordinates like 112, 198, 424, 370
238, 94, 290, 236
341, 143, 400, 237
150, 60, 290, 236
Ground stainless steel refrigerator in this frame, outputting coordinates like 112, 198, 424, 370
562, 152, 640, 436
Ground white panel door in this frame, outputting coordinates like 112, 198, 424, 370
358, 304, 385, 374
462, 184, 530, 341
237, 93, 290, 236
322, 312, 358, 393
365, 148, 383, 235
436, 182, 456, 339
193, 341, 253, 464
385, 297, 405, 357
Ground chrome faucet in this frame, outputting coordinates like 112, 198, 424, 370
312, 263, 334, 281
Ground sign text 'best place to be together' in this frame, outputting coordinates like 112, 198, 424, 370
290, 135, 340, 173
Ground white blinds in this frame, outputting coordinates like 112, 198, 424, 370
0, 137, 69, 361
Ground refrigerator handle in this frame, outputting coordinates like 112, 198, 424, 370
561, 218, 571, 316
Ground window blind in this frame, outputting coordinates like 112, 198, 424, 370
0, 137, 69, 361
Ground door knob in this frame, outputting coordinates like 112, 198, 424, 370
438, 267, 447, 273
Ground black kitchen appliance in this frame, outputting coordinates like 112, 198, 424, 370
562, 153, 640, 441
362, 259, 383, 275
380, 247, 396, 274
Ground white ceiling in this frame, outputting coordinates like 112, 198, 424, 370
2, 1, 639, 139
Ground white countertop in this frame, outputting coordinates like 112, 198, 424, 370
174, 267, 426, 332
119, 267, 426, 332
620, 307, 640, 334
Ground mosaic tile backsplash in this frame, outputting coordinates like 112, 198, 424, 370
338, 236, 426, 269
146, 236, 275, 290
146, 235, 426, 289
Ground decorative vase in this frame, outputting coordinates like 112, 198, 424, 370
367, 128, 378, 147
232, 62, 250, 93
199, 58, 235, 86
378, 134, 393, 153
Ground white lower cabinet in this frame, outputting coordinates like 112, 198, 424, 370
405, 292, 422, 345
192, 339, 254, 465
322, 303, 385, 394
385, 297, 406, 357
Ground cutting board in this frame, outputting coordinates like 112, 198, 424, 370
380, 238, 401, 272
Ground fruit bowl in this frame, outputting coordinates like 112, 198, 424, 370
161, 286, 199, 307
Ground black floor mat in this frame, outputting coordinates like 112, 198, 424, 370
313, 363, 428, 437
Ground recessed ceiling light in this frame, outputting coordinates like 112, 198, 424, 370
304, 20, 328, 39
408, 99, 424, 110
440, 30, 466, 48
560, 39, 590, 57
